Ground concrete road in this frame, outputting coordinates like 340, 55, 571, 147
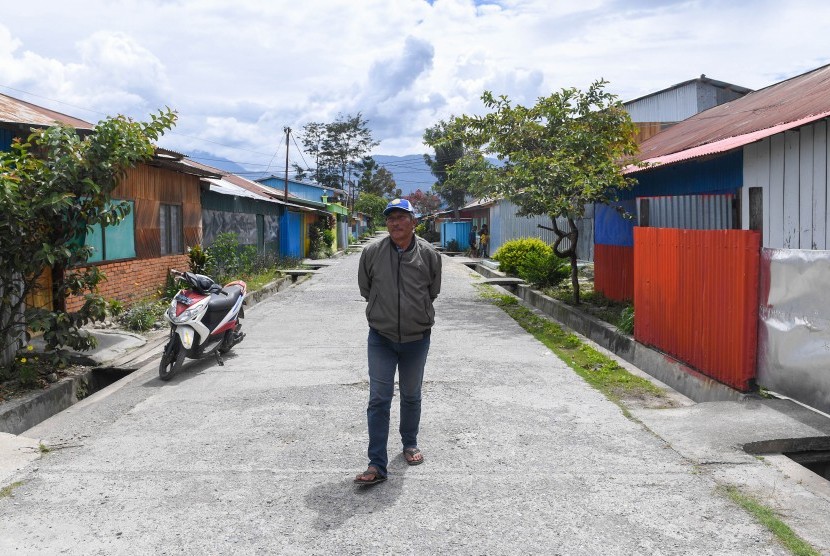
0, 242, 805, 554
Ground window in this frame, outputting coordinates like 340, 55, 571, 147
86, 200, 136, 263
160, 204, 183, 255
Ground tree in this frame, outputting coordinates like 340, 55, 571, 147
449, 80, 639, 303
321, 113, 379, 206
0, 109, 177, 371
354, 156, 401, 199
404, 189, 442, 216
297, 114, 379, 209
423, 119, 468, 220
354, 192, 387, 230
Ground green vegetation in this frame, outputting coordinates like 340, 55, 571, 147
480, 286, 664, 415
723, 486, 820, 556
491, 237, 570, 289
0, 481, 24, 498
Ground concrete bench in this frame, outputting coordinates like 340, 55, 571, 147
481, 277, 525, 287
301, 259, 336, 269
282, 269, 321, 281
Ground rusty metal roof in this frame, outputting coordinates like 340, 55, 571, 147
633, 64, 830, 169
0, 92, 93, 130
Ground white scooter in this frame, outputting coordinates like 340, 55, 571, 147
159, 269, 247, 381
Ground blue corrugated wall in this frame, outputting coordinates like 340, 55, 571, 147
280, 211, 303, 258
597, 151, 743, 246
1, 129, 13, 151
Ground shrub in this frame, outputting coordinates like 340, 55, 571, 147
118, 300, 164, 332
188, 244, 211, 274
493, 237, 552, 276
415, 222, 440, 243
205, 233, 259, 283
617, 305, 635, 335
518, 250, 570, 288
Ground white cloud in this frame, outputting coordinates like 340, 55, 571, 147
1, 0, 829, 170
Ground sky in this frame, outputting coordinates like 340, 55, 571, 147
2, 0, 830, 183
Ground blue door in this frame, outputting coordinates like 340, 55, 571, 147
280, 211, 303, 258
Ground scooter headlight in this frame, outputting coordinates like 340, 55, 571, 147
171, 306, 202, 324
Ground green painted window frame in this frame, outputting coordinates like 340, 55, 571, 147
86, 200, 136, 263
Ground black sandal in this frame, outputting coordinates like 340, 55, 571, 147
403, 447, 424, 466
354, 465, 387, 485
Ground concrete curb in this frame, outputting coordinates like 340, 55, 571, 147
474, 262, 749, 404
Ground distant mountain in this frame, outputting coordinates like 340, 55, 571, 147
185, 150, 250, 174
373, 154, 435, 196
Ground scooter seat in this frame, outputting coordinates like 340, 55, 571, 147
208, 285, 244, 312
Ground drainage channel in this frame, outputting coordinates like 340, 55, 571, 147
0, 366, 135, 436
783, 449, 830, 481
745, 437, 830, 483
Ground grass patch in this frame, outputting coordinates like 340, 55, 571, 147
39, 443, 50, 454
723, 485, 820, 556
479, 286, 665, 414
0, 481, 24, 498
244, 269, 282, 291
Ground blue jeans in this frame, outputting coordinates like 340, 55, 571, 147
366, 328, 431, 477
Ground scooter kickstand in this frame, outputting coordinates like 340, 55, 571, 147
215, 351, 224, 366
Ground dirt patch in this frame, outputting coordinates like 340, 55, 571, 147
0, 358, 93, 405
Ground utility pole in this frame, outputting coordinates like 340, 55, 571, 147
283, 126, 291, 200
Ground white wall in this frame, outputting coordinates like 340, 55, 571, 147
743, 120, 829, 249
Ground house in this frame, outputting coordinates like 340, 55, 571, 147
65, 149, 220, 312
624, 75, 751, 142
596, 64, 830, 411
256, 175, 349, 256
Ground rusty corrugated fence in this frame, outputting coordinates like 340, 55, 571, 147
633, 228, 760, 391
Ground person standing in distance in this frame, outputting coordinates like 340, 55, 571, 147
354, 198, 442, 485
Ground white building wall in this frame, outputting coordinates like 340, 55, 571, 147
742, 119, 830, 249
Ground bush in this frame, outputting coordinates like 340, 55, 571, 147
493, 237, 552, 276
617, 305, 635, 335
188, 244, 211, 274
518, 250, 570, 288
415, 222, 440, 243
205, 233, 259, 283
118, 300, 164, 332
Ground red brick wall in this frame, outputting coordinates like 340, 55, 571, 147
66, 254, 189, 312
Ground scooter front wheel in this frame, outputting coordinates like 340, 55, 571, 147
159, 336, 185, 381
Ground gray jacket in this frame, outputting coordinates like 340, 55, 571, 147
358, 235, 442, 343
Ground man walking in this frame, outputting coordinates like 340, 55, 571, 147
355, 198, 442, 485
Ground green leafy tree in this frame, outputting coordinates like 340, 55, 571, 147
354, 192, 387, 230
298, 114, 379, 210
449, 80, 639, 303
404, 189, 442, 216
354, 156, 401, 198
0, 109, 177, 369
423, 118, 470, 220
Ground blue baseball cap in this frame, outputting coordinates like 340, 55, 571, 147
383, 198, 415, 216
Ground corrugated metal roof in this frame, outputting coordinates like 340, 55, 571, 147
626, 110, 830, 174
632, 64, 830, 169
0, 92, 93, 129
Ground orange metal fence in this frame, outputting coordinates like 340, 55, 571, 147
633, 228, 760, 391
594, 244, 634, 302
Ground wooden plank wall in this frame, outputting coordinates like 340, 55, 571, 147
112, 164, 202, 257
633, 227, 761, 392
